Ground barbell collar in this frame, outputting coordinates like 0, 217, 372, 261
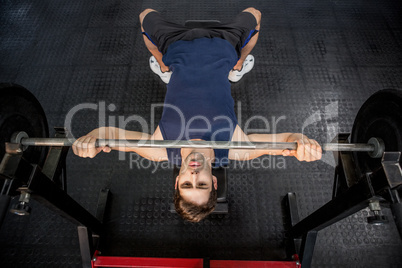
19, 137, 376, 152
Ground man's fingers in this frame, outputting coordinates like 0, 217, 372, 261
88, 137, 99, 158
82, 136, 94, 149
309, 139, 317, 161
72, 140, 78, 155
307, 139, 315, 162
306, 139, 322, 161
80, 136, 91, 158
312, 142, 318, 161
287, 137, 322, 162
74, 138, 85, 157
303, 139, 322, 161
72, 135, 99, 158
102, 146, 111, 153
313, 140, 322, 160
296, 139, 305, 161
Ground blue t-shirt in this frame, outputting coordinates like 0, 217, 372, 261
158, 37, 239, 166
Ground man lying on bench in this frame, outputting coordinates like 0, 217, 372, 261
72, 8, 322, 222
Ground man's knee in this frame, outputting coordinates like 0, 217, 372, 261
243, 7, 261, 25
139, 8, 157, 25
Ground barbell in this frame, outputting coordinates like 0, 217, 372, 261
10, 131, 385, 158
1, 84, 402, 172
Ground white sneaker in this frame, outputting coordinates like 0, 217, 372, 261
149, 56, 172, 84
228, 54, 255, 82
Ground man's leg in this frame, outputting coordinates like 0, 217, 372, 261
233, 7, 261, 71
139, 9, 170, 73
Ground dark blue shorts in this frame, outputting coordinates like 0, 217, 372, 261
142, 11, 258, 57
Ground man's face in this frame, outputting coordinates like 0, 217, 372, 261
175, 152, 217, 205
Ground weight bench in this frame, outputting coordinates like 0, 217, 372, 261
184, 20, 221, 28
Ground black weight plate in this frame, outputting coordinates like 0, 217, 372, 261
0, 83, 49, 166
351, 89, 402, 176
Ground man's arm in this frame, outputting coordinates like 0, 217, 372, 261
72, 126, 168, 162
139, 9, 170, 73
229, 125, 322, 162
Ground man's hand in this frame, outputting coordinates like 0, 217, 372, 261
72, 135, 111, 158
70, 127, 167, 161
282, 135, 322, 162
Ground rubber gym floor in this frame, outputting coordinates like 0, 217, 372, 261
0, 0, 402, 267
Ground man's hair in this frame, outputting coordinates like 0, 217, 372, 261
174, 185, 217, 223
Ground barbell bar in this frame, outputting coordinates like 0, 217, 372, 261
13, 132, 385, 157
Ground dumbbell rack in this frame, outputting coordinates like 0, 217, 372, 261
283, 134, 402, 268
